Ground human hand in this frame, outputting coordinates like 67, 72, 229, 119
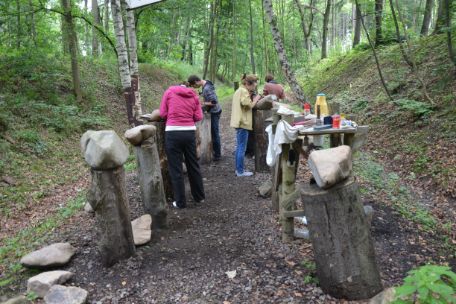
253, 95, 261, 103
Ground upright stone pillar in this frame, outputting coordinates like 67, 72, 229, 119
81, 130, 136, 267
125, 125, 167, 229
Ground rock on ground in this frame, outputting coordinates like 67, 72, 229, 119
369, 287, 396, 304
0, 296, 30, 304
258, 180, 273, 198
131, 214, 152, 245
20, 243, 76, 269
27, 270, 73, 298
44, 285, 88, 304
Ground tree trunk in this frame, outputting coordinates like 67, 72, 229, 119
232, 0, 237, 81
122, 0, 143, 121
444, 0, 455, 68
322, 0, 331, 59
104, 0, 110, 34
253, 109, 271, 173
134, 136, 167, 229
301, 177, 383, 300
353, 3, 361, 48
249, 0, 256, 74
28, 0, 36, 45
421, 0, 434, 36
61, 0, 82, 103
87, 166, 136, 267
433, 0, 445, 34
203, 1, 216, 79
294, 0, 315, 54
263, 0, 307, 103
92, 0, 101, 56
16, 0, 21, 48
111, 0, 134, 125
196, 113, 213, 164
153, 121, 173, 200
374, 0, 383, 46
355, 0, 392, 101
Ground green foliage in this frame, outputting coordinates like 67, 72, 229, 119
393, 265, 456, 304
26, 291, 39, 301
392, 99, 434, 118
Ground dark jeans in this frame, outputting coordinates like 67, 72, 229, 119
235, 128, 249, 174
211, 111, 222, 158
165, 131, 205, 208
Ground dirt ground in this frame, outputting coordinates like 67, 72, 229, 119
3, 103, 454, 303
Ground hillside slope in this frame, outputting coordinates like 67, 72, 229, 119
300, 34, 455, 240
0, 53, 181, 277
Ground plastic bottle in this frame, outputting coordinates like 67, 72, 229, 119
315, 93, 329, 117
332, 114, 341, 128
303, 103, 311, 116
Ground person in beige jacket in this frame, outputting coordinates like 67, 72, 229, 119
230, 74, 260, 176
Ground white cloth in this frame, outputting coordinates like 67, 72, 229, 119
266, 119, 300, 167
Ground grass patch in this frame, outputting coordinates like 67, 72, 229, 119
0, 192, 85, 289
354, 152, 438, 232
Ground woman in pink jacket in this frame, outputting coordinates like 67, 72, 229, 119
160, 84, 205, 209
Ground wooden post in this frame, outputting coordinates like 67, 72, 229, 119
87, 166, 136, 267
253, 109, 272, 172
197, 112, 213, 164
152, 121, 173, 200
301, 177, 383, 300
279, 114, 300, 242
134, 136, 167, 229
271, 109, 281, 212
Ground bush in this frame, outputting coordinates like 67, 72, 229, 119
393, 265, 456, 304
392, 98, 434, 117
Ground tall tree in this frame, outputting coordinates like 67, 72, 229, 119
444, 0, 455, 68
433, 0, 445, 34
355, 0, 392, 101
263, 0, 307, 103
374, 0, 383, 46
322, 0, 331, 59
104, 0, 110, 34
294, 0, 315, 53
61, 0, 82, 103
353, 2, 361, 48
92, 0, 101, 56
249, 0, 256, 74
420, 0, 434, 36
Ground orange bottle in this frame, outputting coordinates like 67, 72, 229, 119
332, 114, 341, 128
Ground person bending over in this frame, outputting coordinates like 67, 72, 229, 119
188, 75, 222, 161
160, 84, 205, 209
230, 74, 260, 177
263, 74, 285, 100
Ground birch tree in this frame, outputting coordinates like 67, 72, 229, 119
263, 0, 307, 103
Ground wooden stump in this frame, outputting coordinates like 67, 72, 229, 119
253, 109, 272, 173
152, 121, 173, 200
197, 112, 213, 164
134, 136, 167, 229
87, 166, 136, 267
301, 177, 383, 300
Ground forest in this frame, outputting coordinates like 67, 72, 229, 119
0, 0, 455, 303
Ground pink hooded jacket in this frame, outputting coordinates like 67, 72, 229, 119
159, 86, 203, 127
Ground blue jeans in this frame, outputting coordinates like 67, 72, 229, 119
235, 128, 249, 174
211, 111, 222, 158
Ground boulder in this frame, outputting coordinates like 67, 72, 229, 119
255, 95, 277, 110
308, 145, 352, 189
80, 130, 129, 170
44, 285, 88, 304
364, 205, 374, 226
131, 214, 152, 245
27, 271, 73, 298
0, 296, 30, 304
124, 125, 157, 146
258, 180, 272, 198
369, 287, 396, 304
20, 243, 76, 269
83, 202, 94, 213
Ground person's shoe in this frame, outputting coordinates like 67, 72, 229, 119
172, 201, 186, 209
195, 199, 205, 204
236, 171, 254, 177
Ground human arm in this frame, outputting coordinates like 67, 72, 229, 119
159, 90, 170, 120
240, 88, 259, 109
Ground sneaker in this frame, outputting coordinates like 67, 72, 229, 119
195, 199, 205, 204
236, 171, 254, 177
172, 201, 185, 209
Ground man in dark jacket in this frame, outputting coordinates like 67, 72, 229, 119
188, 75, 222, 161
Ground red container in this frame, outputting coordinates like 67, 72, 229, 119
332, 114, 341, 128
